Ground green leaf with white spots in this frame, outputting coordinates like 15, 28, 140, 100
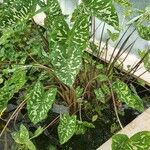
94, 88, 106, 103
51, 44, 82, 86
113, 0, 132, 7
82, 0, 119, 30
12, 124, 36, 150
112, 131, 150, 150
58, 114, 77, 144
107, 29, 120, 41
130, 5, 150, 41
0, 69, 26, 112
71, 3, 89, 22
75, 86, 84, 99
75, 121, 95, 135
112, 79, 144, 112
122, 131, 150, 150
136, 25, 150, 41
27, 81, 57, 124
0, 0, 38, 43
45, 1, 89, 86
0, 0, 37, 29
12, 124, 29, 144
51, 14, 89, 86
112, 134, 129, 150
45, 0, 70, 49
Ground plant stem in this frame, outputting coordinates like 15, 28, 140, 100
0, 99, 27, 138
108, 80, 123, 129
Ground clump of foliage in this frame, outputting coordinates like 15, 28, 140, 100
0, 0, 150, 149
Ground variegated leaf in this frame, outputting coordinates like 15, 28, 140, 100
94, 88, 105, 103
71, 3, 89, 22
58, 114, 77, 144
112, 80, 144, 112
82, 0, 119, 29
66, 15, 89, 53
51, 44, 82, 86
45, 0, 70, 49
27, 81, 57, 124
136, 25, 150, 41
112, 134, 129, 150
46, 0, 63, 19
12, 124, 29, 144
113, 0, 132, 7
0, 0, 37, 29
12, 124, 36, 150
75, 121, 95, 135
0, 0, 37, 44
51, 15, 89, 86
0, 69, 26, 112
122, 131, 150, 150
75, 86, 84, 99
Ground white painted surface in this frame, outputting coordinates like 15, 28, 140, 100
97, 107, 150, 150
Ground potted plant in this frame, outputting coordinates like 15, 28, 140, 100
0, 0, 150, 149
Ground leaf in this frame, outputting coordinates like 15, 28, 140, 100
71, 3, 89, 22
94, 88, 106, 103
27, 81, 57, 124
0, 0, 37, 43
82, 0, 119, 30
12, 124, 29, 144
58, 114, 77, 144
0, 69, 26, 112
112, 79, 144, 112
47, 16, 70, 49
107, 29, 120, 41
82, 121, 95, 128
32, 126, 44, 139
75, 86, 84, 99
122, 131, 150, 150
51, 14, 89, 86
26, 140, 36, 150
98, 74, 108, 82
101, 84, 110, 95
113, 0, 132, 7
112, 134, 129, 150
45, 0, 70, 49
92, 115, 98, 122
12, 124, 36, 150
136, 25, 150, 41
75, 123, 87, 135
0, 0, 37, 29
46, 1, 89, 87
139, 50, 150, 71
75, 121, 95, 135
